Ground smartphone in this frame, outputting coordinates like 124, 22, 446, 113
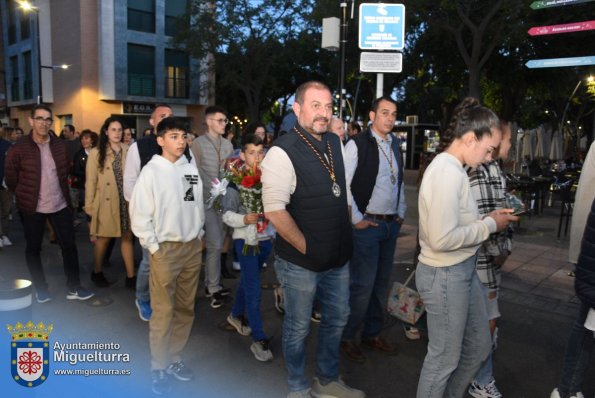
512, 209, 529, 216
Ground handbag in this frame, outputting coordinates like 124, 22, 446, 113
387, 269, 425, 325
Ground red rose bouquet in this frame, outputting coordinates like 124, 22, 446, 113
224, 159, 269, 253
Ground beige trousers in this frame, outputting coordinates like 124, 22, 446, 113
149, 239, 202, 370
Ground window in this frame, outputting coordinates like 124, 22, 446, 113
8, 1, 17, 44
58, 115, 73, 132
20, 11, 30, 39
128, 44, 155, 96
10, 56, 19, 101
165, 0, 187, 37
165, 50, 189, 98
23, 51, 33, 99
127, 0, 155, 33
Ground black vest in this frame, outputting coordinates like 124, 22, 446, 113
273, 125, 353, 272
137, 135, 160, 169
351, 128, 403, 215
137, 134, 192, 169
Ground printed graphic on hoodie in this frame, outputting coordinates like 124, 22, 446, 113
183, 174, 199, 201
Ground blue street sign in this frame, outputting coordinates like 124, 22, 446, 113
525, 55, 595, 68
359, 3, 406, 50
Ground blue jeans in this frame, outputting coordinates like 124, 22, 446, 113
136, 247, 150, 302
415, 256, 491, 398
474, 343, 495, 386
556, 301, 594, 398
231, 239, 273, 342
274, 256, 350, 392
342, 220, 400, 341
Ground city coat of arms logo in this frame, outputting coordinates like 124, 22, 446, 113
7, 321, 53, 387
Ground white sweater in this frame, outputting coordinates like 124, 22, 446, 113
130, 154, 205, 254
418, 152, 497, 267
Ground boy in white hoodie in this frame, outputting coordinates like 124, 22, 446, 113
129, 117, 205, 395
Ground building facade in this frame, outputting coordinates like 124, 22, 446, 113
1, 0, 209, 134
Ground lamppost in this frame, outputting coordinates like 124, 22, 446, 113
338, 0, 356, 120
560, 75, 594, 155
560, 75, 594, 132
17, 0, 68, 104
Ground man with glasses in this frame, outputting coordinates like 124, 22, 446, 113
5, 104, 94, 302
191, 105, 234, 308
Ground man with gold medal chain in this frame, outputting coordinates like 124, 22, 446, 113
261, 81, 365, 398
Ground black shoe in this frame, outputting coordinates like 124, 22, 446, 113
125, 276, 137, 290
151, 370, 171, 395
166, 361, 193, 381
210, 292, 229, 309
205, 285, 231, 297
91, 271, 110, 287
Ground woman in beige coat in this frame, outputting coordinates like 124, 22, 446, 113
85, 117, 136, 288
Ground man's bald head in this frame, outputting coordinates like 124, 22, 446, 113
329, 117, 345, 141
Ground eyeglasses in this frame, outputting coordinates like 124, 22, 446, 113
33, 116, 53, 124
209, 118, 228, 125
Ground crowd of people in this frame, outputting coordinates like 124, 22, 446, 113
0, 79, 593, 398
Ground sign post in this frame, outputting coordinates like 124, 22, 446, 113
530, 0, 594, 10
358, 3, 405, 50
526, 56, 595, 68
528, 20, 595, 36
359, 52, 403, 73
358, 3, 405, 98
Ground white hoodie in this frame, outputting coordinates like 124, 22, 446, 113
130, 154, 205, 254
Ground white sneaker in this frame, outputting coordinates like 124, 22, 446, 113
468, 379, 502, 398
311, 377, 365, 398
550, 389, 585, 398
287, 388, 312, 398
1, 236, 12, 246
227, 314, 252, 336
250, 340, 273, 362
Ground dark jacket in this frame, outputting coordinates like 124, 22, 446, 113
272, 125, 352, 272
5, 133, 71, 214
71, 147, 89, 189
575, 196, 595, 308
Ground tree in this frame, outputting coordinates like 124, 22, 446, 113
402, 0, 523, 100
173, 0, 319, 123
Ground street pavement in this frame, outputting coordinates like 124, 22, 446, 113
0, 173, 593, 398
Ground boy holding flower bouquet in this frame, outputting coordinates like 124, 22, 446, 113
222, 134, 275, 362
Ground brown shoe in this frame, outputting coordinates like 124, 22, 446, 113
340, 340, 366, 363
361, 337, 397, 354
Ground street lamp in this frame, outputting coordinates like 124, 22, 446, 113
560, 75, 594, 155
18, 0, 68, 104
42, 64, 69, 71
16, 0, 36, 12
560, 75, 594, 131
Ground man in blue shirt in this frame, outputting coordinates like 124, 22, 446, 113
341, 96, 406, 363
